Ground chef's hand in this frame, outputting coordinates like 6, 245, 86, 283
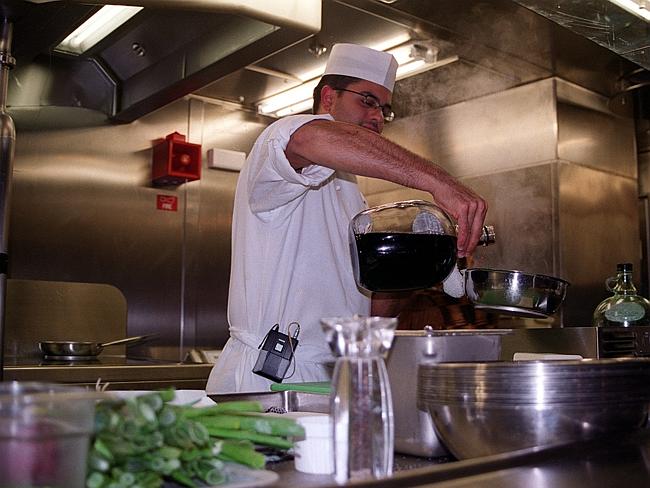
432, 179, 487, 258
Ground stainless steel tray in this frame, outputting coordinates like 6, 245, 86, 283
208, 390, 329, 414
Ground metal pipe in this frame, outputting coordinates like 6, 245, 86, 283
0, 18, 15, 381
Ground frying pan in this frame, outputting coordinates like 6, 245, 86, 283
39, 335, 150, 360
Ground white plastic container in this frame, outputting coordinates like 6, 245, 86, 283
293, 413, 334, 475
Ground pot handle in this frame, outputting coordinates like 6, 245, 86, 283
100, 335, 152, 348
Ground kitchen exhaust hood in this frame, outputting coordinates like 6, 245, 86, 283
512, 0, 650, 70
512, 0, 650, 115
5, 0, 321, 124
27, 0, 321, 34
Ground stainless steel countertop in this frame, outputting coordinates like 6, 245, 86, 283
3, 356, 213, 389
266, 429, 650, 487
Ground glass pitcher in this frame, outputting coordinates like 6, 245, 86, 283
349, 200, 458, 292
320, 316, 398, 484
349, 200, 495, 293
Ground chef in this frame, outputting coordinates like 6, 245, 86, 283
206, 43, 487, 393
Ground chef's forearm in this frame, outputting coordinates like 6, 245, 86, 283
286, 119, 448, 194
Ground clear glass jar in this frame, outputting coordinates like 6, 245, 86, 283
593, 263, 650, 327
320, 316, 398, 484
349, 200, 495, 293
349, 200, 457, 292
0, 382, 105, 488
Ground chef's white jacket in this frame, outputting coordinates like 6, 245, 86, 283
206, 114, 371, 393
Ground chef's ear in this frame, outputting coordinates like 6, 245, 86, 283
320, 85, 337, 112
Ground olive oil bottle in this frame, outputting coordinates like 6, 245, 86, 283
593, 263, 650, 327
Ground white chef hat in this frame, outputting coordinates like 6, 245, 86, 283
323, 43, 398, 93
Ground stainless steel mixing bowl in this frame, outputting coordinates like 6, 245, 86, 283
417, 359, 650, 459
464, 268, 569, 318
424, 401, 647, 459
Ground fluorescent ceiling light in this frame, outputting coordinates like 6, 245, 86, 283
396, 55, 459, 79
56, 5, 143, 55
257, 79, 320, 116
276, 99, 314, 117
608, 0, 650, 21
256, 38, 457, 119
369, 33, 412, 53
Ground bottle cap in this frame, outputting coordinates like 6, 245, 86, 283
480, 225, 496, 246
617, 263, 633, 272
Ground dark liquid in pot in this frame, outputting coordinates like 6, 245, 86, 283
352, 232, 457, 292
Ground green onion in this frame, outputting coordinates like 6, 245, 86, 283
158, 405, 176, 426
87, 451, 111, 473
204, 426, 294, 449
218, 440, 266, 469
86, 471, 105, 488
86, 389, 301, 488
180, 401, 263, 419
170, 469, 197, 488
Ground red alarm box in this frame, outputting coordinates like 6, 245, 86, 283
152, 132, 201, 186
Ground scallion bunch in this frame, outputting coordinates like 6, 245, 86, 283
86, 389, 303, 488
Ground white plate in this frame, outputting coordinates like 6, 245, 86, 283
164, 464, 279, 488
219, 464, 279, 487
108, 389, 216, 407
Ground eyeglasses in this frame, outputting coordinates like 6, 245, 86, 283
336, 88, 395, 122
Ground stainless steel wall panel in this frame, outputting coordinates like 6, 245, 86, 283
461, 165, 557, 275
8, 98, 269, 360
198, 101, 271, 152
637, 119, 650, 154
384, 79, 559, 179
555, 79, 615, 115
185, 101, 267, 354
9, 139, 186, 359
639, 152, 650, 196
4, 280, 127, 358
357, 177, 406, 198
557, 96, 637, 177
187, 168, 237, 350
558, 164, 640, 326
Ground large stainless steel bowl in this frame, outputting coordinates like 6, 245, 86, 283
464, 268, 569, 318
417, 359, 650, 459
